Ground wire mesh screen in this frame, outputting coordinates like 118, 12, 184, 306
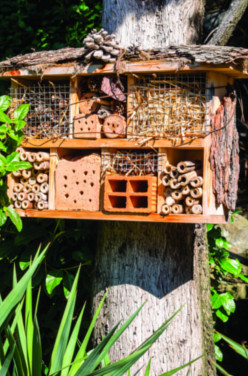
128, 73, 207, 139
10, 80, 71, 138
102, 150, 163, 176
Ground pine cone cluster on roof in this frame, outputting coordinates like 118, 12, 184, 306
83, 28, 122, 64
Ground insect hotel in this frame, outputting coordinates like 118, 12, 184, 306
1, 31, 247, 223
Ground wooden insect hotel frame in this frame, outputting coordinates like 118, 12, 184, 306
1, 45, 247, 223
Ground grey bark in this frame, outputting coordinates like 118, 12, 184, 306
92, 1, 216, 375
102, 0, 205, 49
207, 0, 248, 45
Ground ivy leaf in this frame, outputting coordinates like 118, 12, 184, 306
219, 258, 241, 277
46, 271, 63, 295
215, 345, 223, 362
19, 260, 31, 271
211, 292, 222, 309
6, 161, 32, 172
14, 104, 30, 120
0, 209, 7, 226
13, 119, 26, 131
216, 308, 229, 322
221, 292, 236, 315
6, 151, 19, 164
63, 271, 74, 299
6, 207, 22, 232
206, 224, 214, 232
0, 95, 11, 112
238, 274, 248, 283
0, 154, 7, 167
214, 332, 222, 343
0, 111, 11, 124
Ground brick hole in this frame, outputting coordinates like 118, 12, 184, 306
130, 196, 148, 208
109, 196, 126, 208
74, 200, 77, 203
80, 128, 83, 131
109, 180, 127, 192
80, 191, 84, 195
76, 181, 79, 185
72, 169, 76, 173
84, 171, 88, 175
93, 170, 95, 174
64, 176, 68, 180
91, 120, 94, 123
65, 193, 69, 199
88, 128, 90, 131
130, 180, 148, 193
64, 184, 67, 188
83, 180, 86, 183
90, 182, 94, 187
89, 198, 92, 202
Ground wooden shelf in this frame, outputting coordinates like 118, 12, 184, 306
21, 137, 206, 149
15, 209, 226, 224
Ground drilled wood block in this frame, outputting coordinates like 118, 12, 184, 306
104, 175, 157, 213
55, 153, 101, 211
74, 114, 101, 139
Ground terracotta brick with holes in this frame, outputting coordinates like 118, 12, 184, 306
74, 114, 101, 139
55, 153, 101, 211
104, 175, 157, 213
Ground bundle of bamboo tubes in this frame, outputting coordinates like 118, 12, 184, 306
160, 160, 203, 215
11, 148, 49, 210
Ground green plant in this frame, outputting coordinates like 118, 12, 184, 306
0, 95, 31, 231
207, 223, 248, 362
0, 253, 201, 376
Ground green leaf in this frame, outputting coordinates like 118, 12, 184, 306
216, 332, 248, 360
0, 112, 11, 125
6, 161, 32, 172
46, 271, 63, 295
144, 358, 151, 376
14, 104, 30, 120
221, 293, 235, 315
6, 151, 19, 164
0, 344, 16, 376
0, 245, 47, 329
0, 210, 7, 226
216, 308, 229, 322
214, 361, 233, 376
32, 315, 42, 376
0, 96, 11, 112
206, 224, 214, 232
13, 120, 26, 131
238, 274, 248, 283
214, 332, 222, 343
219, 258, 241, 277
19, 261, 31, 271
211, 292, 222, 309
214, 344, 223, 362
6, 207, 22, 232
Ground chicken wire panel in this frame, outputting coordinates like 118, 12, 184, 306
128, 73, 207, 139
10, 80, 71, 138
102, 150, 164, 176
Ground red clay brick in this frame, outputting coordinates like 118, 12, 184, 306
55, 153, 101, 211
104, 175, 157, 213
74, 114, 101, 139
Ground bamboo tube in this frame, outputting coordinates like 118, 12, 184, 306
20, 177, 28, 185
28, 177, 36, 185
22, 169, 32, 179
178, 171, 197, 186
13, 183, 23, 193
40, 183, 49, 193
38, 192, 48, 201
20, 152, 29, 161
165, 196, 175, 206
34, 161, 50, 170
190, 187, 203, 199
190, 176, 203, 188
23, 185, 32, 193
28, 152, 36, 163
171, 190, 183, 201
164, 188, 172, 196
36, 152, 50, 162
191, 204, 203, 214
17, 192, 28, 201
162, 175, 170, 186
12, 170, 22, 177
169, 168, 179, 179
12, 193, 18, 201
185, 206, 192, 214
21, 200, 33, 209
27, 192, 35, 201
32, 184, 40, 193
14, 201, 22, 209
171, 204, 183, 214
177, 161, 196, 174
164, 164, 174, 174
36, 173, 48, 184
169, 179, 181, 190
37, 201, 48, 210
16, 147, 24, 154
182, 185, 190, 195
161, 204, 170, 216
185, 196, 199, 207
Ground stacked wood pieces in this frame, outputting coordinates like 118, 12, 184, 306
11, 149, 49, 210
83, 28, 122, 64
128, 75, 207, 140
74, 76, 127, 139
160, 160, 203, 215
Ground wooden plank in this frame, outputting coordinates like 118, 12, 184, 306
48, 148, 58, 210
21, 137, 205, 149
69, 77, 79, 139
157, 148, 167, 214
14, 208, 226, 224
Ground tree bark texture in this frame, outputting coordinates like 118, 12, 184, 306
102, 0, 205, 49
207, 0, 248, 46
93, 222, 215, 376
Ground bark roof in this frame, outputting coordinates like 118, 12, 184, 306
1, 45, 248, 72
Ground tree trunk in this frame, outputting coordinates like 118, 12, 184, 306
92, 1, 216, 375
102, 0, 205, 48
